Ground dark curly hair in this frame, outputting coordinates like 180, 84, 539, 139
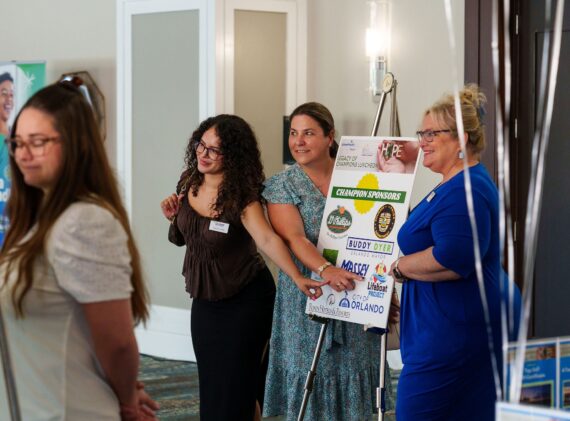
182, 114, 265, 221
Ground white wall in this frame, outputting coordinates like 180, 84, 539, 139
1, 0, 464, 210
1, 0, 465, 361
235, 10, 287, 179
307, 0, 465, 205
0, 0, 118, 166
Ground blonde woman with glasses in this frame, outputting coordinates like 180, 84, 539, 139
391, 85, 521, 420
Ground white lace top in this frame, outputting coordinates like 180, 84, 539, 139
0, 202, 133, 420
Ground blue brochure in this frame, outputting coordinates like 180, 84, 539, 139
560, 339, 570, 411
507, 340, 557, 408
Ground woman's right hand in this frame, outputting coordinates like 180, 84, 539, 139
321, 266, 362, 292
160, 193, 183, 221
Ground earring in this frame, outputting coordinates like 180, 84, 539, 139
458, 150, 465, 159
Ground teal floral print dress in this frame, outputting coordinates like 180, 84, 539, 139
262, 164, 394, 421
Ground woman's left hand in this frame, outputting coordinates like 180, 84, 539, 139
119, 382, 160, 421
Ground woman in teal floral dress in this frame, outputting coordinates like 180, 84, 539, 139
262, 102, 393, 420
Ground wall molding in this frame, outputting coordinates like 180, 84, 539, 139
135, 304, 195, 362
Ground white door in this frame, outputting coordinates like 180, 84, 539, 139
117, 0, 215, 361
223, 0, 307, 178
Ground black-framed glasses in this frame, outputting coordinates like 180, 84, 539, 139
5, 137, 60, 157
195, 141, 223, 160
416, 129, 451, 143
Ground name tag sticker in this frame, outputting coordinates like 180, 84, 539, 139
209, 220, 230, 234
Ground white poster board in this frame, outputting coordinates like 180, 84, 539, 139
305, 136, 420, 328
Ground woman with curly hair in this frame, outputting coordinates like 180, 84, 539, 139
160, 114, 324, 421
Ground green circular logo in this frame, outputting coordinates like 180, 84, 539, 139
327, 206, 352, 234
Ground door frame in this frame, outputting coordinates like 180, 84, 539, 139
116, 0, 215, 217
220, 0, 307, 114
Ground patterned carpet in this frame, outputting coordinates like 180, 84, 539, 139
139, 354, 399, 420
139, 354, 200, 420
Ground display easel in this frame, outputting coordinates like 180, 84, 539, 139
297, 73, 400, 421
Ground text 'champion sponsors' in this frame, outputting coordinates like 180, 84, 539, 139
331, 187, 406, 203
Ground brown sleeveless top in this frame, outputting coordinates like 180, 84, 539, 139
176, 197, 265, 301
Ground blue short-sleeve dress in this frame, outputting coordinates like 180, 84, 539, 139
396, 163, 521, 421
262, 163, 393, 421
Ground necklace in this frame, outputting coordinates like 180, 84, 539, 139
313, 177, 330, 196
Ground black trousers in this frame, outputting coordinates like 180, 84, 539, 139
191, 267, 276, 421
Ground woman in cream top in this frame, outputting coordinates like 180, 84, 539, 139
0, 79, 157, 420
1, 203, 133, 419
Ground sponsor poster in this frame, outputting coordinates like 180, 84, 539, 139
560, 339, 570, 410
506, 340, 558, 408
0, 61, 45, 245
496, 402, 570, 421
305, 136, 420, 328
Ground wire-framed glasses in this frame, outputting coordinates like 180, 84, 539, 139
416, 129, 451, 143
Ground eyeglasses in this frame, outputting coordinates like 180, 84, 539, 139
195, 141, 222, 161
5, 137, 60, 157
416, 129, 451, 143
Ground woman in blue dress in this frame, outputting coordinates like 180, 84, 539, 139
390, 85, 521, 420
263, 102, 394, 420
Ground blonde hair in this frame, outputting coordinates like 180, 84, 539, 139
426, 84, 487, 155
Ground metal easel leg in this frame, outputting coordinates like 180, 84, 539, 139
377, 332, 388, 421
297, 316, 329, 421
371, 72, 398, 137
0, 305, 22, 421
